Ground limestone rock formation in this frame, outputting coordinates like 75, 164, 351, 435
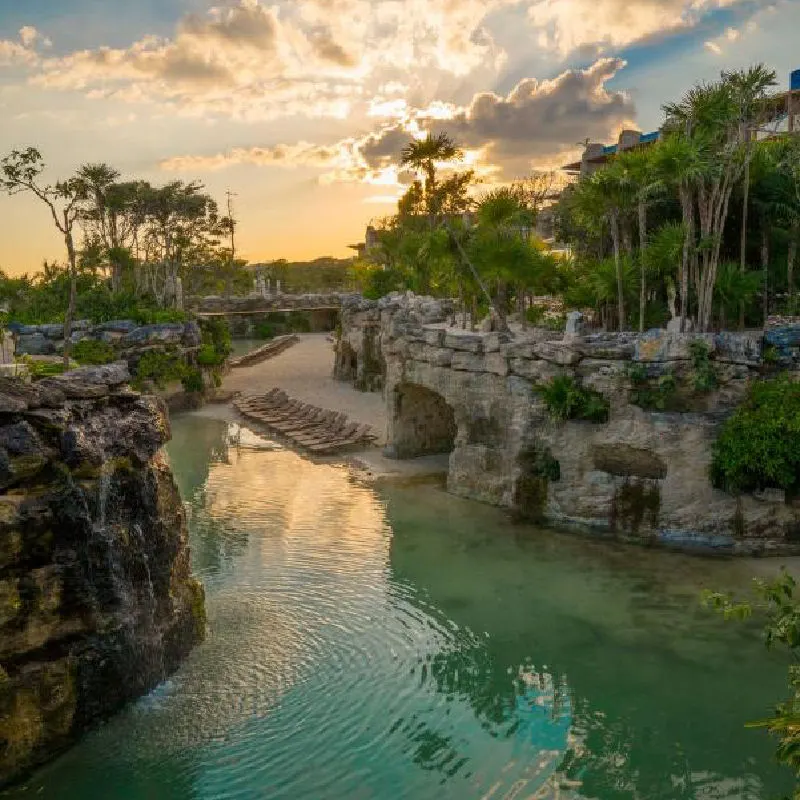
0, 366, 205, 787
339, 292, 800, 555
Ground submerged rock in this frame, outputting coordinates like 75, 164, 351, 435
0, 371, 204, 787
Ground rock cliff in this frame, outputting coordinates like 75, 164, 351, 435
0, 364, 205, 787
338, 293, 800, 555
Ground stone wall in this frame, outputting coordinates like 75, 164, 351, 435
9, 320, 202, 364
342, 293, 800, 555
0, 364, 205, 786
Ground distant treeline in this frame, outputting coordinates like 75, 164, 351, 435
250, 257, 356, 294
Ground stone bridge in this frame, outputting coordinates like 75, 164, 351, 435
336, 292, 800, 555
187, 292, 357, 335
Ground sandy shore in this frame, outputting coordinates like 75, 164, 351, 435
187, 334, 448, 483
218, 333, 387, 440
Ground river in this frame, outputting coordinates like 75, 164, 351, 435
4, 412, 794, 799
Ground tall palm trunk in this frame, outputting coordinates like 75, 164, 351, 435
739, 156, 751, 328
762, 226, 770, 324
638, 200, 647, 332
788, 221, 798, 303
610, 210, 625, 331
679, 185, 692, 331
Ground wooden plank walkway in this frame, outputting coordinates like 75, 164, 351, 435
233, 389, 377, 455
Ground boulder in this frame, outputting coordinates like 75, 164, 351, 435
533, 341, 582, 366
16, 333, 55, 356
124, 323, 184, 346
634, 331, 714, 362
182, 321, 203, 348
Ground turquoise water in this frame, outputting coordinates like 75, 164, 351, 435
5, 414, 794, 799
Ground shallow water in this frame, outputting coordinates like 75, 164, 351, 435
5, 414, 795, 799
229, 338, 267, 358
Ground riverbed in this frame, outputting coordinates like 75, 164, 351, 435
4, 412, 794, 799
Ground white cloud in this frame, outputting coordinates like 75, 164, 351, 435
527, 0, 757, 56
160, 56, 636, 184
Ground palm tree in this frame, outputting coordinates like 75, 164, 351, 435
661, 65, 777, 331
400, 133, 463, 221
723, 65, 778, 275
615, 147, 662, 331
652, 134, 705, 329
588, 163, 635, 330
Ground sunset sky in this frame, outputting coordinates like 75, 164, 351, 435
0, 0, 797, 274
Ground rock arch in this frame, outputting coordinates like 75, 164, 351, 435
389, 382, 457, 458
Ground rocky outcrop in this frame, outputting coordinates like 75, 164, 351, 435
9, 320, 202, 361
0, 364, 205, 787
349, 294, 800, 555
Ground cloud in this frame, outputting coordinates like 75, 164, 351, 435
160, 56, 635, 184
704, 22, 754, 55
436, 58, 636, 172
526, 0, 755, 56
0, 26, 49, 66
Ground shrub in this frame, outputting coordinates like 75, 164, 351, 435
537, 375, 609, 423
23, 357, 68, 379
689, 340, 718, 393
254, 321, 276, 340
199, 318, 232, 361
628, 364, 680, 411
710, 376, 800, 495
72, 339, 115, 365
134, 351, 185, 390
181, 367, 204, 394
196, 343, 224, 367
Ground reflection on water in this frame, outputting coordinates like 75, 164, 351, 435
4, 414, 793, 800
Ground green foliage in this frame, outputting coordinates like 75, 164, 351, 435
689, 340, 718, 392
199, 317, 232, 362
703, 569, 800, 793
519, 444, 561, 482
181, 367, 204, 394
537, 375, 610, 423
710, 376, 800, 495
23, 357, 68, 378
196, 343, 224, 367
258, 257, 355, 294
628, 364, 681, 411
71, 339, 115, 365
763, 344, 780, 365
253, 322, 276, 340
134, 351, 185, 390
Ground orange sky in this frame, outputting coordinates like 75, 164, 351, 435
0, 0, 797, 275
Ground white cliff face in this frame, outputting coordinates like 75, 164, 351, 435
339, 293, 800, 555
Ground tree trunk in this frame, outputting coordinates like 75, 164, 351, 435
788, 221, 798, 305
444, 221, 509, 334
739, 157, 751, 328
762, 226, 770, 325
519, 284, 527, 330
638, 200, 647, 333
63, 232, 77, 368
611, 211, 625, 331
679, 186, 692, 332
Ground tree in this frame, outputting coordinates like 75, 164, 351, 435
725, 65, 779, 277
570, 165, 635, 330
662, 65, 777, 331
615, 147, 662, 331
400, 132, 463, 221
704, 569, 800, 795
1, 147, 88, 364
77, 164, 148, 294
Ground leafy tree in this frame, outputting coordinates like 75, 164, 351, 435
1, 147, 88, 364
704, 570, 800, 797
